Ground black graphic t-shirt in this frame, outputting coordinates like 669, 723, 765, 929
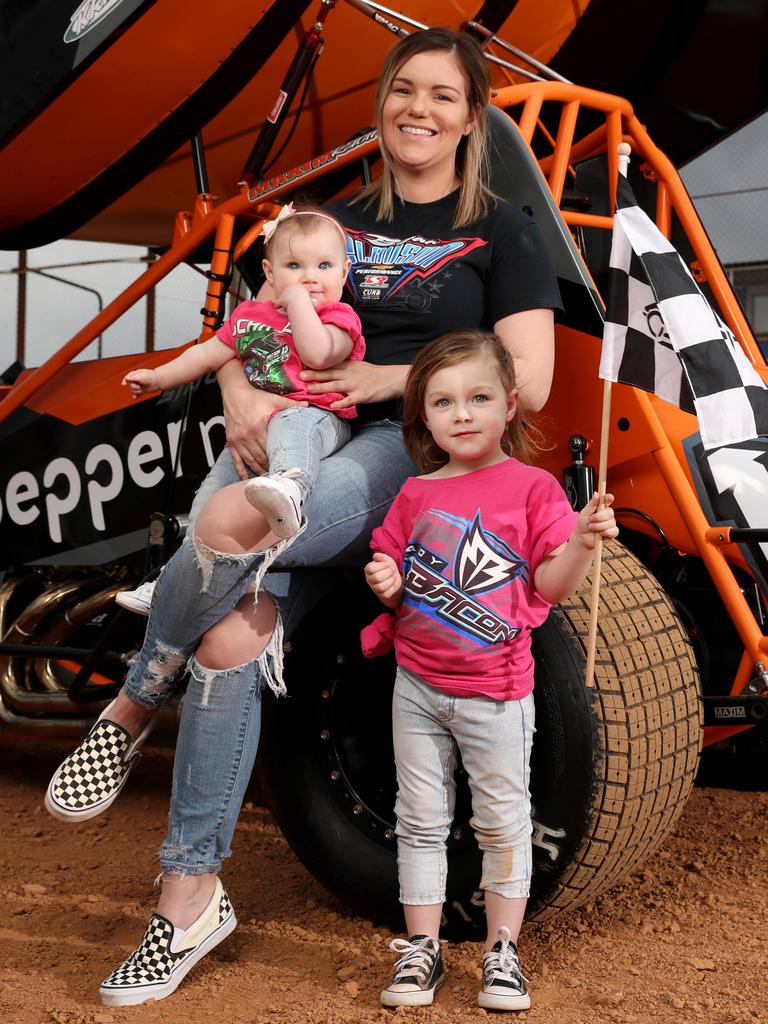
328, 190, 561, 420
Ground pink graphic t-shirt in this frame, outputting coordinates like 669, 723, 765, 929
217, 299, 365, 419
365, 459, 578, 701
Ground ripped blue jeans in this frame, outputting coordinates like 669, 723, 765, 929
121, 418, 414, 875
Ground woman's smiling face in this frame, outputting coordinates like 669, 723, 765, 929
381, 49, 475, 183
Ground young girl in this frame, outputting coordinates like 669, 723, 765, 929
117, 203, 364, 612
363, 330, 618, 1012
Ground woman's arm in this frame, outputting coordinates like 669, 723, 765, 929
494, 308, 555, 413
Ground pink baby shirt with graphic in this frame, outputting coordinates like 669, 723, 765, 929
366, 459, 578, 701
217, 299, 365, 419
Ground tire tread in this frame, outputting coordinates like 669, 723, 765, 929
528, 544, 702, 920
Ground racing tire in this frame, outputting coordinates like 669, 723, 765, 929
258, 542, 702, 933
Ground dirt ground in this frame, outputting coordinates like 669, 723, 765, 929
1, 738, 766, 1024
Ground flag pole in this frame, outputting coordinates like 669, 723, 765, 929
584, 141, 632, 690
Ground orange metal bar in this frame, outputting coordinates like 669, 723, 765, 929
537, 117, 577, 182
606, 109, 622, 215
200, 213, 236, 337
656, 180, 671, 239
515, 91, 543, 144
493, 81, 635, 118
548, 100, 580, 204
235, 203, 282, 261
560, 212, 614, 229
653, 441, 768, 663
192, 192, 217, 222
55, 660, 114, 686
537, 122, 608, 175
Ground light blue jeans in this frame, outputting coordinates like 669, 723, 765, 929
122, 419, 414, 875
186, 407, 350, 523
267, 406, 351, 504
392, 666, 536, 904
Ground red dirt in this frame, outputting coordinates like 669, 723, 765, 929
2, 738, 766, 1024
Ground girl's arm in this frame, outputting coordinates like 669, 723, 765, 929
494, 308, 555, 413
364, 552, 404, 609
533, 493, 619, 605
123, 337, 235, 395
279, 285, 353, 369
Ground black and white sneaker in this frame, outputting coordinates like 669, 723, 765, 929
44, 700, 156, 822
244, 470, 303, 539
100, 878, 236, 1006
380, 934, 445, 1007
478, 927, 530, 1011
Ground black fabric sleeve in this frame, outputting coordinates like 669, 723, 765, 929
485, 206, 563, 323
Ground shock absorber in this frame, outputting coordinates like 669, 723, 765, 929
239, 0, 338, 188
563, 434, 595, 511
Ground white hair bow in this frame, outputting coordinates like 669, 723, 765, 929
261, 202, 296, 243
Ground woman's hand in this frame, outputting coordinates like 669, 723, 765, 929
300, 361, 408, 410
218, 360, 307, 477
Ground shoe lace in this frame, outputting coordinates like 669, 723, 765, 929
486, 927, 528, 986
389, 936, 439, 983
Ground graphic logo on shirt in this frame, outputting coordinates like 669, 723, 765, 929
344, 230, 486, 307
234, 322, 292, 395
455, 514, 527, 593
403, 511, 527, 646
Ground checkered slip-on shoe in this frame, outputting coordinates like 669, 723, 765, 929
44, 700, 156, 822
100, 879, 236, 1006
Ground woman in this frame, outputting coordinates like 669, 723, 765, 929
45, 28, 561, 1007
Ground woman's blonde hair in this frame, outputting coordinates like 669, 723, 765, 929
356, 28, 492, 228
402, 330, 540, 474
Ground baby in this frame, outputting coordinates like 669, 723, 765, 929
118, 203, 363, 613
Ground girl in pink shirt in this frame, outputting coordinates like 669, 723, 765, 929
364, 330, 618, 1012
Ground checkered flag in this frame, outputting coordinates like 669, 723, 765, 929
599, 174, 768, 450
